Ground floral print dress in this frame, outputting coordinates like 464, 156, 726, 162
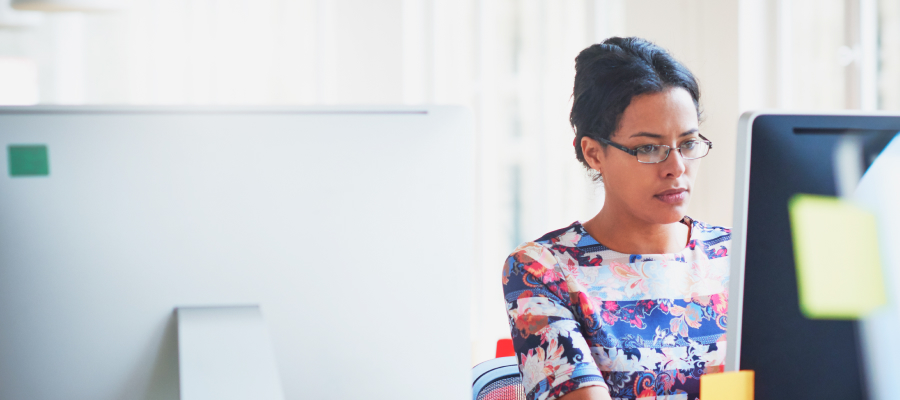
501, 219, 730, 400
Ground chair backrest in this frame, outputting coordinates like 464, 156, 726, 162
471, 356, 526, 400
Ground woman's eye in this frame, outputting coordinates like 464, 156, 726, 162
681, 140, 698, 150
635, 145, 659, 154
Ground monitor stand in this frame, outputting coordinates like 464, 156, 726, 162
176, 305, 285, 400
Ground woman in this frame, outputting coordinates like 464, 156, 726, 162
501, 37, 731, 400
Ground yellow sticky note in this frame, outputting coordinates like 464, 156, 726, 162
788, 194, 886, 319
701, 370, 754, 400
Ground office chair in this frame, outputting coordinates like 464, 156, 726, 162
471, 356, 525, 400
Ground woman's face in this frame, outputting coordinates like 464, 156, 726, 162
582, 87, 702, 225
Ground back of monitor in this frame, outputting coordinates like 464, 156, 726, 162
0, 106, 474, 400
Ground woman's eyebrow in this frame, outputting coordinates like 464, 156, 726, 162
628, 128, 699, 139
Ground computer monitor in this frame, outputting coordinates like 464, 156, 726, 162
0, 106, 474, 400
728, 111, 900, 400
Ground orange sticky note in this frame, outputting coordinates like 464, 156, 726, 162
700, 370, 754, 400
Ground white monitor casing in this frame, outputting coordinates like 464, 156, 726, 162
0, 106, 474, 400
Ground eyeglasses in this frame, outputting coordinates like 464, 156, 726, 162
598, 135, 713, 164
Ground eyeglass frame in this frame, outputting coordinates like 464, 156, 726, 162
596, 134, 713, 164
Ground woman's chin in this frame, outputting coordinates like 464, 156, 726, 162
646, 204, 690, 225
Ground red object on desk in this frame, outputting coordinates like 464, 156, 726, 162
495, 338, 515, 358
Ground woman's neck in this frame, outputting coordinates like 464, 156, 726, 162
581, 206, 690, 255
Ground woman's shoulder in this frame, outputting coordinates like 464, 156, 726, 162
507, 221, 588, 257
502, 223, 585, 301
532, 221, 585, 244
687, 218, 732, 261
502, 222, 585, 277
689, 218, 732, 243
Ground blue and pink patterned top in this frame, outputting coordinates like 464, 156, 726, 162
502, 219, 730, 400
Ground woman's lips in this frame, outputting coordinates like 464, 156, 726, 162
654, 189, 688, 204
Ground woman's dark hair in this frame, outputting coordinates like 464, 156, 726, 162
570, 37, 701, 176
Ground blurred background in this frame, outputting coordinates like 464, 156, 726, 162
1, 0, 897, 365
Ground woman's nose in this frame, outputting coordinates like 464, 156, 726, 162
661, 147, 687, 178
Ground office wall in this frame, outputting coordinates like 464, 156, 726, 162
880, 0, 900, 110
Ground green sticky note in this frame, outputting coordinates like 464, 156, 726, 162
8, 145, 49, 177
788, 194, 886, 319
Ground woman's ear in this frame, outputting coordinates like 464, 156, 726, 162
581, 136, 604, 175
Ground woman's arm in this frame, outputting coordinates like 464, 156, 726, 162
502, 242, 611, 400
558, 386, 612, 400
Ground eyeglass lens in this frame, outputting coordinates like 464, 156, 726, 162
636, 141, 710, 163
